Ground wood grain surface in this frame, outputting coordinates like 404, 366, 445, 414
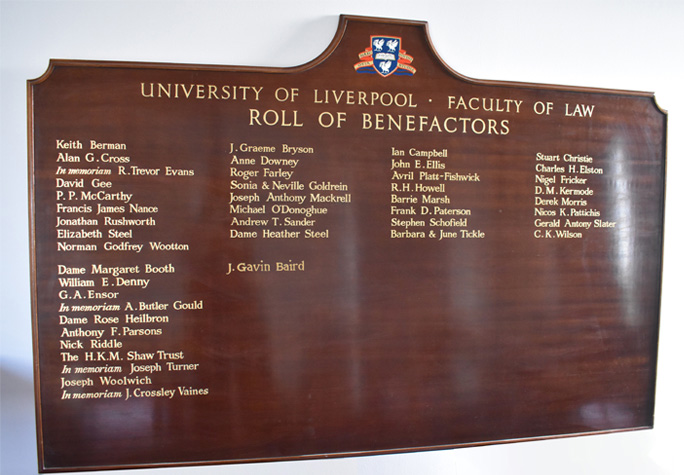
28, 15, 666, 472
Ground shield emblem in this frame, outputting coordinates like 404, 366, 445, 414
371, 36, 401, 77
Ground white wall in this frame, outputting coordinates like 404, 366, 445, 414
2, 1, 683, 474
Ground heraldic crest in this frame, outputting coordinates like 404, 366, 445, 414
354, 36, 416, 77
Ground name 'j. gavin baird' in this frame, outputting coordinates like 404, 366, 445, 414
225, 260, 305, 275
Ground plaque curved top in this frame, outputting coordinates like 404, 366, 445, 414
30, 14, 665, 115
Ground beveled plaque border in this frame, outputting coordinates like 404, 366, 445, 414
28, 14, 666, 472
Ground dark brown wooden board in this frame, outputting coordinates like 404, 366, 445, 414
28, 15, 666, 472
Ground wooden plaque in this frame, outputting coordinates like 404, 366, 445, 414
29, 15, 666, 472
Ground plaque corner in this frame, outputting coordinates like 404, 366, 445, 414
651, 93, 668, 116
28, 59, 61, 87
